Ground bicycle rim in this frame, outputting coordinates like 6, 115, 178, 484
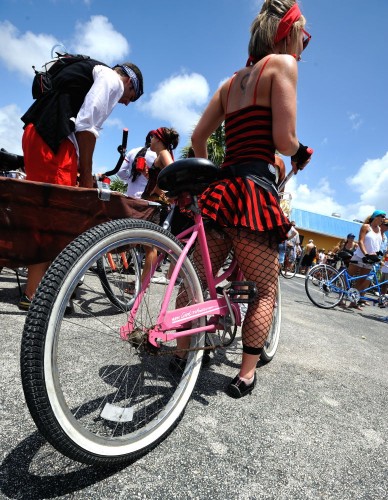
21, 219, 205, 465
305, 264, 345, 309
261, 280, 281, 363
96, 247, 141, 310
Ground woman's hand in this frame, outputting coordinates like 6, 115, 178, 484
291, 156, 311, 173
291, 143, 313, 173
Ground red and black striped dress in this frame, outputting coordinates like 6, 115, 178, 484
199, 63, 291, 243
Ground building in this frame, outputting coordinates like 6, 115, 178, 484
290, 207, 362, 252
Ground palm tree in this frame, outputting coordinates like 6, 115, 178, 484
180, 123, 225, 166
109, 175, 126, 193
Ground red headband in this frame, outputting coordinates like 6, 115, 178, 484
151, 128, 175, 160
151, 128, 165, 143
274, 3, 301, 44
246, 3, 302, 67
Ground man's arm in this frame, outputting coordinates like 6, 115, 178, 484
76, 131, 96, 188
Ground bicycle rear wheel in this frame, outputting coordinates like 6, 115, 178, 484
305, 264, 346, 309
21, 219, 205, 466
280, 260, 296, 279
261, 279, 281, 363
96, 247, 141, 310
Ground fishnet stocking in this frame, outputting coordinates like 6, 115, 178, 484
224, 227, 278, 350
176, 225, 278, 352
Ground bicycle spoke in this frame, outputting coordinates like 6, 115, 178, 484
21, 220, 205, 465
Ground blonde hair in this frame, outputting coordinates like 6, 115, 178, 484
248, 0, 306, 61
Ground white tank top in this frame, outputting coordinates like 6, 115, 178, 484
353, 227, 382, 258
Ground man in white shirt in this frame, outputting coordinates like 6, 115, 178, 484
19, 59, 144, 310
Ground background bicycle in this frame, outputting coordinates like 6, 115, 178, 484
305, 256, 387, 309
279, 246, 297, 279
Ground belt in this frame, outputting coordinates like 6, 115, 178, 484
218, 161, 279, 199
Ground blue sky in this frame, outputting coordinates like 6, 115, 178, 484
0, 0, 387, 222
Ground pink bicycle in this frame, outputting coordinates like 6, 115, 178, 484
21, 158, 281, 465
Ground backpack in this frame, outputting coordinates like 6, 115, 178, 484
31, 52, 90, 99
310, 246, 317, 259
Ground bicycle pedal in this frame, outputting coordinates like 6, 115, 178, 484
227, 281, 257, 304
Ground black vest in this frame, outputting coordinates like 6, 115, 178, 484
21, 59, 108, 153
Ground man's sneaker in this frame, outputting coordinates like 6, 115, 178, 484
18, 293, 32, 311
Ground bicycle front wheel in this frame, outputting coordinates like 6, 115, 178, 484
21, 219, 205, 466
305, 264, 346, 309
261, 279, 281, 363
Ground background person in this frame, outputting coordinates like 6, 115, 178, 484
172, 0, 312, 398
276, 154, 287, 267
333, 233, 358, 268
141, 127, 179, 285
347, 210, 385, 308
116, 132, 157, 198
300, 239, 316, 274
18, 59, 144, 311
318, 248, 327, 264
379, 220, 388, 300
285, 221, 301, 268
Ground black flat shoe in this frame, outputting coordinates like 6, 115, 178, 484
227, 374, 256, 399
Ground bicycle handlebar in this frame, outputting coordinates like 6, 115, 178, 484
362, 254, 381, 264
100, 128, 128, 178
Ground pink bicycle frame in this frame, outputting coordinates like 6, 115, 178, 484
120, 204, 242, 346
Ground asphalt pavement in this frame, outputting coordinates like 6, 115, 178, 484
0, 268, 387, 500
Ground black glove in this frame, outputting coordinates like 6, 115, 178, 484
363, 254, 380, 263
291, 143, 311, 167
377, 251, 383, 256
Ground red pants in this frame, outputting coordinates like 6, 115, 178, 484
22, 123, 78, 186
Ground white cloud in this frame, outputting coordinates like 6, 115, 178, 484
347, 152, 388, 215
0, 16, 129, 80
288, 151, 388, 222
348, 112, 363, 130
0, 104, 24, 154
72, 16, 129, 65
139, 72, 210, 135
287, 176, 344, 217
0, 21, 59, 79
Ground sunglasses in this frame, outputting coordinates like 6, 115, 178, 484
302, 28, 311, 50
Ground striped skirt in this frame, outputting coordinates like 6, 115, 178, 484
199, 177, 291, 243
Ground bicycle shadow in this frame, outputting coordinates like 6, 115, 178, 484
0, 431, 127, 499
359, 312, 388, 323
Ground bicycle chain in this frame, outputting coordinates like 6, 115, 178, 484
146, 343, 221, 356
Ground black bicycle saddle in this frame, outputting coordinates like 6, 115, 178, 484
157, 158, 219, 196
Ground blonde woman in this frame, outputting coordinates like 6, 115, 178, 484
173, 0, 312, 397
348, 210, 386, 307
